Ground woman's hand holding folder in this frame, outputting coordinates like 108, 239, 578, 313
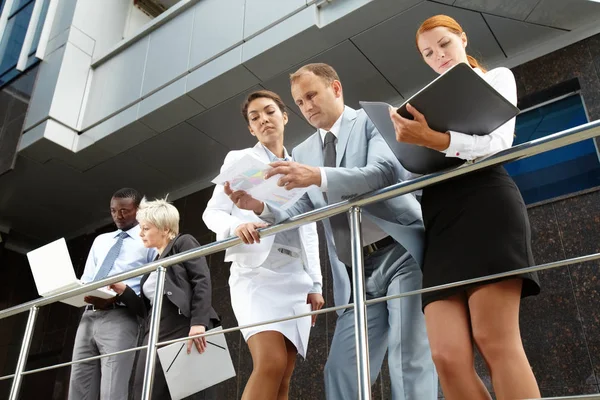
389, 103, 451, 152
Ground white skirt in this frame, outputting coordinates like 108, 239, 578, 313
229, 248, 313, 358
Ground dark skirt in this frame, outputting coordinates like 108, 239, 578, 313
420, 165, 541, 309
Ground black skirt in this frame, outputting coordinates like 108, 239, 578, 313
421, 165, 541, 309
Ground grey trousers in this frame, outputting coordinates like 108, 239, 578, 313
325, 245, 438, 400
68, 308, 139, 400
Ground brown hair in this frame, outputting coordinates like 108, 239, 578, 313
289, 63, 340, 85
241, 90, 287, 125
416, 15, 487, 73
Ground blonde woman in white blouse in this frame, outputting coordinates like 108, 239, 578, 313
388, 14, 541, 400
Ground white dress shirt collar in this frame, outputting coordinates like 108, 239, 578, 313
115, 224, 140, 239
259, 143, 291, 161
318, 107, 345, 145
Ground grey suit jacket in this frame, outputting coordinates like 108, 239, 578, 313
264, 106, 425, 307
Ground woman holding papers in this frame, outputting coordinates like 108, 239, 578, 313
388, 15, 541, 400
109, 198, 220, 400
202, 90, 324, 400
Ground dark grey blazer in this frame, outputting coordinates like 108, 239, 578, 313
120, 234, 220, 328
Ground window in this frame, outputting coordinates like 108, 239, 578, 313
0, 0, 49, 88
505, 94, 600, 204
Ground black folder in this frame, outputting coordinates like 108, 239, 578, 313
360, 62, 519, 174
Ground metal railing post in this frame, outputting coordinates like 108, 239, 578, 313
141, 266, 166, 400
349, 206, 372, 400
9, 306, 39, 400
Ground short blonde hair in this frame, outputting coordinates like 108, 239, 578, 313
136, 197, 180, 240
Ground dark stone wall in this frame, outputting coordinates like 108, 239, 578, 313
1, 32, 600, 400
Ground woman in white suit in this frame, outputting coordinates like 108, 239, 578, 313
202, 90, 324, 400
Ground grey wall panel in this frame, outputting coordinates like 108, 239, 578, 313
262, 40, 404, 112
454, 0, 539, 20
139, 77, 205, 133
187, 46, 259, 109
71, 0, 130, 58
83, 152, 173, 206
243, 0, 307, 38
317, 0, 421, 35
526, 0, 600, 31
49, 44, 92, 130
48, 0, 77, 41
82, 37, 149, 128
188, 85, 263, 150
188, 0, 245, 69
141, 9, 194, 96
352, 1, 506, 97
242, 7, 331, 81
188, 84, 313, 152
485, 15, 563, 58
128, 122, 229, 184
23, 47, 64, 131
69, 26, 96, 56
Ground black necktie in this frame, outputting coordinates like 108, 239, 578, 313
323, 132, 352, 266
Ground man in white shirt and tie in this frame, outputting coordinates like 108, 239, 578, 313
68, 188, 157, 400
224, 63, 437, 399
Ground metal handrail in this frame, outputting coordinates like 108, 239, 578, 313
1, 119, 599, 321
2, 119, 600, 400
1, 251, 599, 382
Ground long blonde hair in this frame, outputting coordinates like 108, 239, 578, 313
416, 15, 487, 73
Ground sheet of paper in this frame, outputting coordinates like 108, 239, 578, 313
293, 303, 312, 358
156, 327, 236, 400
212, 154, 307, 210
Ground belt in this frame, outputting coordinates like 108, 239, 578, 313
84, 303, 126, 312
363, 236, 395, 257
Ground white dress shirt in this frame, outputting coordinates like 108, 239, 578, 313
263, 107, 388, 247
442, 67, 517, 160
81, 224, 157, 295
143, 270, 159, 304
262, 144, 322, 294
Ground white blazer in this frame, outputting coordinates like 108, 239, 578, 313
202, 143, 322, 287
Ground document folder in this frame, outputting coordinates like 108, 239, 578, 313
157, 327, 236, 400
361, 62, 519, 174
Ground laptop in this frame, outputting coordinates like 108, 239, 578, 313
27, 238, 116, 307
360, 62, 519, 174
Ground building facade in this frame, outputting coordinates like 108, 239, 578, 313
1, 0, 600, 398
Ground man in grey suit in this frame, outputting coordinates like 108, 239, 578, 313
224, 63, 437, 399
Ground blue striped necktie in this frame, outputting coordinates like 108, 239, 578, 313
93, 231, 129, 281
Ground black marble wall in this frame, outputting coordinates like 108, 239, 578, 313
1, 32, 600, 400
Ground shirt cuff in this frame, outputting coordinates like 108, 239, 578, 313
259, 203, 276, 224
309, 282, 322, 294
442, 131, 473, 160
319, 167, 328, 192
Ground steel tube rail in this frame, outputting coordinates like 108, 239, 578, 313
365, 252, 600, 306
1, 251, 600, 383
141, 266, 167, 400
8, 306, 39, 399
349, 207, 372, 400
2, 119, 599, 322
0, 345, 148, 380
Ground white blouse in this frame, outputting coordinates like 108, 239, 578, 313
442, 67, 518, 161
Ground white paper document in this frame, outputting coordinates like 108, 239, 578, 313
293, 303, 313, 358
157, 327, 236, 400
212, 154, 308, 210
